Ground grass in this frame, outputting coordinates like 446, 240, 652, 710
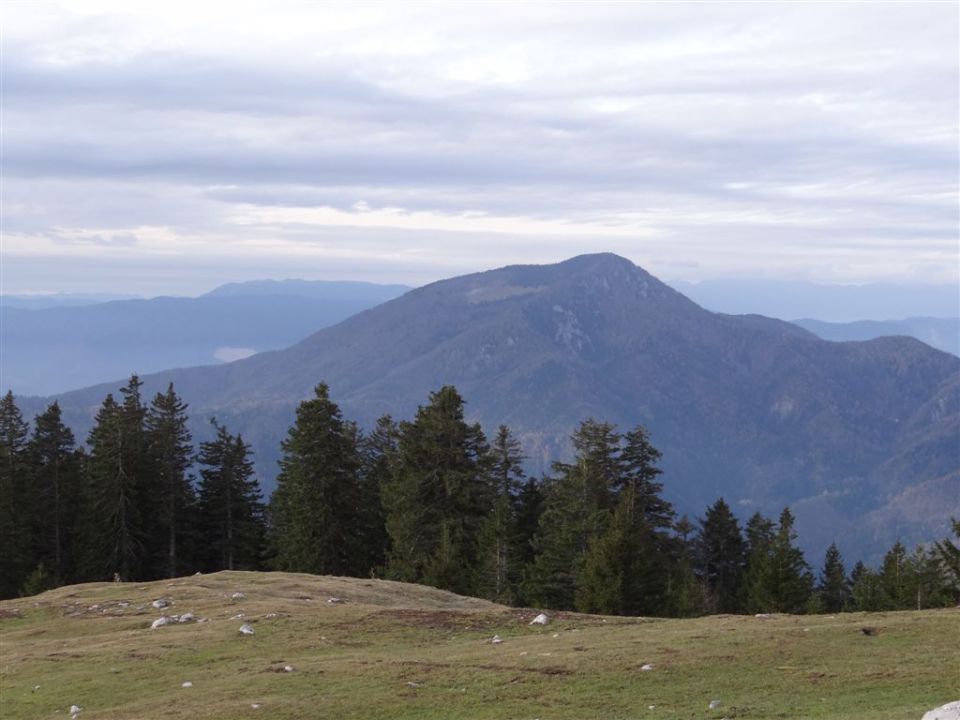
1, 571, 956, 719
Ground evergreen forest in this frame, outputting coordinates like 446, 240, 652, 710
2, 379, 957, 616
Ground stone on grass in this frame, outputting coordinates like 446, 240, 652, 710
239, 623, 255, 635
231, 592, 246, 600
491, 635, 503, 644
709, 699, 721, 709
923, 702, 960, 720
530, 613, 550, 625
181, 681, 193, 688
151, 616, 176, 629
178, 612, 195, 623
640, 663, 654, 671
151, 599, 170, 609
70, 705, 82, 718
328, 597, 344, 604
283, 665, 294, 673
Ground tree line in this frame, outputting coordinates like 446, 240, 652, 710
1, 379, 957, 615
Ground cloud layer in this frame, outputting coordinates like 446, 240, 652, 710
2, 2, 957, 294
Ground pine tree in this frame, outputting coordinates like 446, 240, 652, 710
474, 425, 526, 603
850, 561, 882, 611
666, 515, 705, 617
145, 384, 195, 578
765, 508, 813, 613
695, 498, 746, 613
28, 402, 83, 585
82, 378, 152, 581
878, 540, 911, 610
741, 512, 776, 612
196, 421, 265, 571
0, 391, 32, 598
523, 420, 619, 609
383, 386, 490, 594
357, 415, 398, 575
619, 425, 673, 531
817, 543, 850, 613
270, 384, 363, 576
932, 519, 960, 601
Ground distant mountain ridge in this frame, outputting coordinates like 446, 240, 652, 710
1, 280, 411, 395
29, 254, 960, 564
793, 317, 959, 357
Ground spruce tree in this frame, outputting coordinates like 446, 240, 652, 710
383, 386, 490, 594
850, 561, 882, 611
28, 402, 83, 585
666, 515, 705, 617
932, 519, 960, 601
741, 512, 776, 612
524, 420, 621, 610
270, 384, 363, 576
0, 392, 32, 598
82, 378, 152, 581
145, 384, 195, 578
817, 543, 850, 613
357, 415, 398, 575
765, 508, 813, 613
196, 421, 265, 571
474, 425, 525, 603
878, 540, 911, 610
695, 498, 746, 613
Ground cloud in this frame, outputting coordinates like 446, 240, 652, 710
1, 2, 956, 293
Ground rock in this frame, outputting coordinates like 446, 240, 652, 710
181, 681, 193, 688
178, 613, 195, 623
250, 703, 262, 709
709, 699, 721, 709
491, 635, 503, 644
640, 663, 654, 671
151, 599, 170, 609
328, 597, 344, 604
754, 613, 771, 619
239, 623, 255, 635
283, 665, 294, 672
151, 616, 175, 629
70, 705, 82, 718
552, 633, 560, 638
231, 592, 246, 600
406, 681, 422, 688
231, 613, 245, 620
923, 702, 960, 720
32, 684, 40, 692
530, 613, 550, 625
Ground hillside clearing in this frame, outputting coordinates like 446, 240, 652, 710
1, 571, 955, 719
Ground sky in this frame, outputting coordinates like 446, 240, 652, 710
2, 1, 958, 296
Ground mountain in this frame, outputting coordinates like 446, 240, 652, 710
1, 281, 411, 396
793, 317, 959, 357
669, 278, 960, 322
34, 254, 960, 563
0, 292, 140, 309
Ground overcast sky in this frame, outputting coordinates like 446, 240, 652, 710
2, 1, 958, 295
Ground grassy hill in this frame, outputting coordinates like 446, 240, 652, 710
1, 572, 955, 719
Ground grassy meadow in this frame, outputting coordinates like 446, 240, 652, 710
1, 571, 955, 719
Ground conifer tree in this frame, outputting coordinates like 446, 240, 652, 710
764, 508, 813, 613
932, 519, 960, 601
850, 561, 882, 611
878, 540, 911, 609
0, 392, 32, 597
525, 420, 631, 610
270, 384, 363, 576
196, 421, 264, 571
475, 425, 525, 603
145, 384, 195, 578
817, 543, 850, 613
383, 386, 489, 594
28, 402, 83, 585
666, 515, 705, 617
695, 498, 746, 613
741, 511, 776, 612
82, 378, 152, 581
357, 415, 398, 575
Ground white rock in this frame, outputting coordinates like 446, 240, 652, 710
151, 616, 175, 629
181, 681, 193, 688
328, 597, 344, 604
640, 663, 654, 671
283, 665, 294, 672
250, 703, 262, 709
231, 592, 246, 600
552, 633, 560, 638
239, 623, 255, 635
754, 613, 771, 619
32, 684, 40, 692
491, 635, 503, 644
530, 613, 550, 625
151, 599, 170, 609
69, 705, 82, 718
923, 702, 960, 720
709, 699, 721, 709
406, 681, 422, 688
648, 705, 656, 710
231, 613, 245, 620
178, 613, 195, 623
